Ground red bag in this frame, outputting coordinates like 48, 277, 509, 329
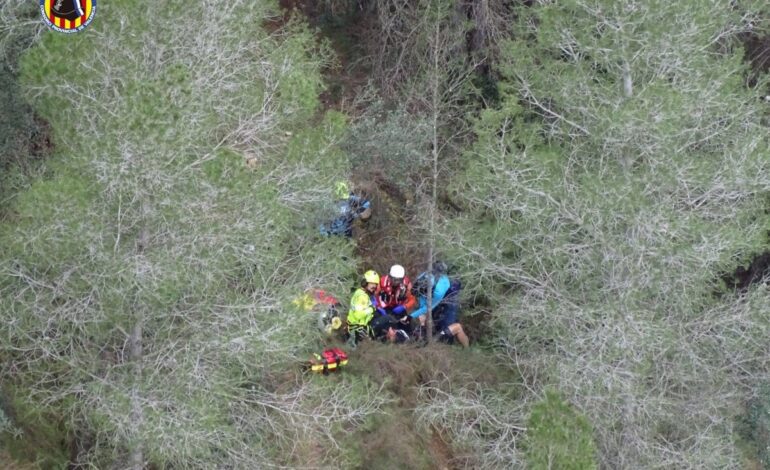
310, 348, 348, 374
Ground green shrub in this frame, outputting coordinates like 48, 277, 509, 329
0, 391, 68, 469
343, 102, 431, 191
739, 385, 770, 468
524, 390, 597, 470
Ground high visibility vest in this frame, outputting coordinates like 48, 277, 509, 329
347, 287, 374, 326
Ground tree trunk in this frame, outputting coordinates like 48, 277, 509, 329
129, 319, 143, 470
128, 223, 148, 470
425, 1, 443, 345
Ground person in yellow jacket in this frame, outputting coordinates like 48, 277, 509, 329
346, 270, 380, 347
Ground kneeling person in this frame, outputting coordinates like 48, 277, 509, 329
346, 270, 380, 346
320, 181, 372, 237
410, 264, 469, 347
377, 264, 417, 334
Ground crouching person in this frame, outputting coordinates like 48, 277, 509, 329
410, 263, 469, 347
376, 264, 417, 335
320, 181, 372, 237
346, 270, 380, 348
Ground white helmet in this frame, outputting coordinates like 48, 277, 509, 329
389, 264, 405, 279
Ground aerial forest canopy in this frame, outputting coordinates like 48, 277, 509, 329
1, 0, 769, 468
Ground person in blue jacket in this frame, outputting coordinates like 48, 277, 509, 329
410, 262, 469, 347
319, 181, 372, 237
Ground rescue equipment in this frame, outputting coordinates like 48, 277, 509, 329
319, 308, 343, 335
293, 289, 343, 336
309, 348, 349, 374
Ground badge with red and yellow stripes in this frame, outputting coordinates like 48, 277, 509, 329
40, 0, 96, 34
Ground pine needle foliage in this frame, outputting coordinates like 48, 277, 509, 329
435, 0, 770, 467
0, 1, 381, 467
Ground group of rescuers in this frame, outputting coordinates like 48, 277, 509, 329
346, 263, 469, 348
315, 181, 469, 347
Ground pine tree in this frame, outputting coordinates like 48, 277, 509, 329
438, 0, 770, 466
0, 1, 386, 467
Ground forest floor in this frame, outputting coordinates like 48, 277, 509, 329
0, 451, 34, 469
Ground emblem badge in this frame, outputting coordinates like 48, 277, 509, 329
40, 0, 96, 34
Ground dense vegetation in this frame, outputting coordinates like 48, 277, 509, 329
1, 0, 769, 468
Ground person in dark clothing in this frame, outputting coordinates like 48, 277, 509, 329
319, 181, 371, 237
371, 314, 411, 344
411, 263, 469, 347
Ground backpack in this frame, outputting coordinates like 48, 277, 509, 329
413, 272, 462, 302
446, 278, 462, 301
